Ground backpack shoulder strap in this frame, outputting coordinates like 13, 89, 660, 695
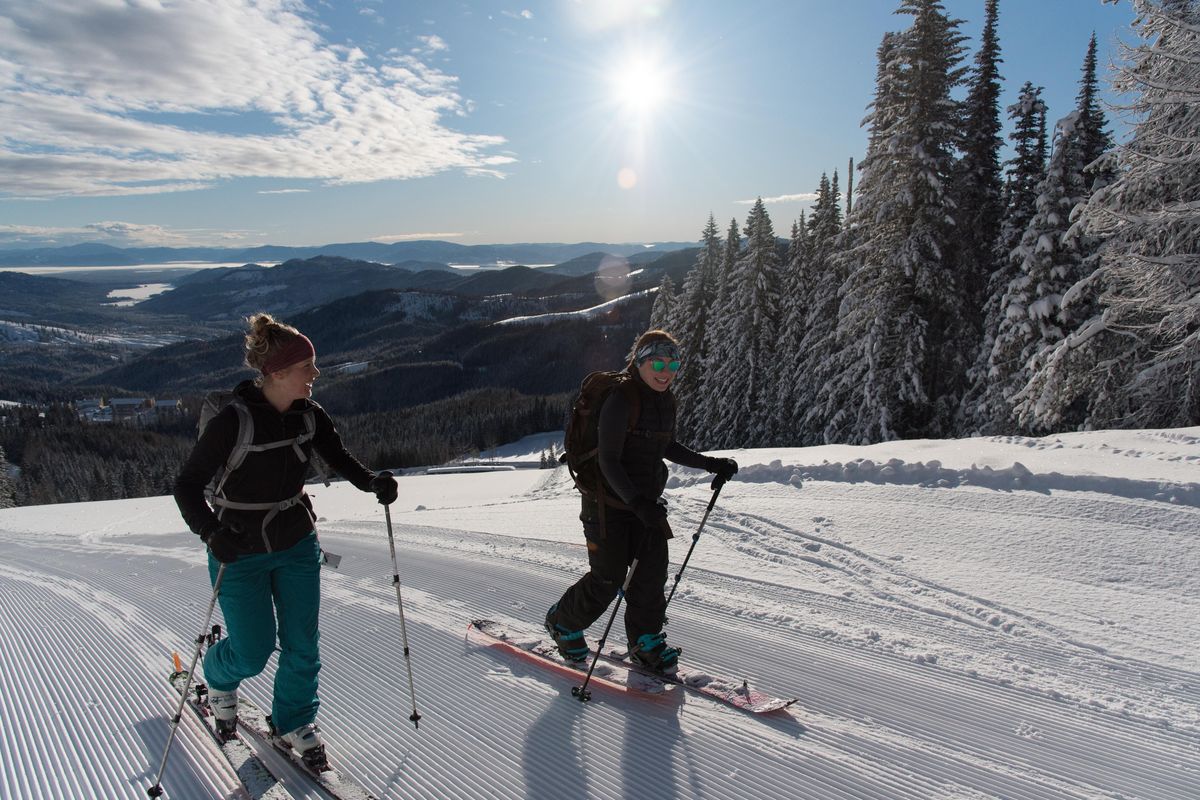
224, 399, 255, 472
213, 399, 254, 498
300, 409, 330, 487
615, 375, 641, 431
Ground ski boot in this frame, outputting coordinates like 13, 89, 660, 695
207, 687, 238, 741
282, 723, 329, 771
544, 604, 589, 663
629, 632, 681, 676
269, 717, 330, 772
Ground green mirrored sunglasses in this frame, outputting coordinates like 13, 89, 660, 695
651, 359, 681, 373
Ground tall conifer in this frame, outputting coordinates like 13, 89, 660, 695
673, 216, 723, 439
1018, 0, 1200, 429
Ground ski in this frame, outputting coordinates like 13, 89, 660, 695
468, 619, 796, 712
467, 619, 671, 696
600, 647, 799, 714
232, 691, 381, 800
166, 667, 290, 800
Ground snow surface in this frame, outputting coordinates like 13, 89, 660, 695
0, 429, 1198, 799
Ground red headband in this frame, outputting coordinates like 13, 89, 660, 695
261, 334, 315, 375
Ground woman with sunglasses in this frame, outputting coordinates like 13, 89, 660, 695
545, 329, 738, 674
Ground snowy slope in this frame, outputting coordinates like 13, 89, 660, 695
0, 429, 1197, 799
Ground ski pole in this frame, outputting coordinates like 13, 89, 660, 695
664, 478, 725, 613
572, 550, 642, 703
148, 564, 226, 798
382, 496, 422, 729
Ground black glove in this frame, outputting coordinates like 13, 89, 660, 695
704, 456, 739, 487
370, 472, 398, 505
631, 496, 668, 529
202, 524, 240, 564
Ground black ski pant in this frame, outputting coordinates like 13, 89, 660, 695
552, 510, 670, 645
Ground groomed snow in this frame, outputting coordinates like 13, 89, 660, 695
0, 428, 1197, 799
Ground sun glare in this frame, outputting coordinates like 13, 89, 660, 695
612, 57, 669, 116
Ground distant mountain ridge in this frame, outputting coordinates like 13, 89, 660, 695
136, 250, 701, 322
0, 239, 696, 268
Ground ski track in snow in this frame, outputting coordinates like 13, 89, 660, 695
0, 429, 1198, 799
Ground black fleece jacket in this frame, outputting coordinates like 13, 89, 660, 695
594, 368, 708, 507
174, 380, 376, 555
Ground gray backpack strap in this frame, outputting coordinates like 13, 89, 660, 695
213, 400, 254, 500
300, 410, 331, 486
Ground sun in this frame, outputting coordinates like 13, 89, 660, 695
611, 57, 670, 116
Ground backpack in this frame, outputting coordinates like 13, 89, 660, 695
197, 390, 326, 502
560, 371, 641, 505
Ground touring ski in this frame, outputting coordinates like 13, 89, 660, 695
166, 661, 290, 800
467, 619, 671, 695
232, 691, 381, 800
468, 619, 796, 713
600, 647, 799, 713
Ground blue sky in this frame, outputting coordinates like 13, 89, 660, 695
0, 1, 1134, 249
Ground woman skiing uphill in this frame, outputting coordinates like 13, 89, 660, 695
546, 330, 738, 674
174, 313, 397, 769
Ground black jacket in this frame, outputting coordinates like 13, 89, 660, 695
584, 367, 708, 520
174, 380, 376, 555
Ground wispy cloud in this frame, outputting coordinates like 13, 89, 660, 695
0, 1, 513, 198
0, 221, 202, 247
257, 188, 311, 195
735, 193, 820, 205
372, 232, 465, 243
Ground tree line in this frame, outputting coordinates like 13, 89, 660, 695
653, 0, 1198, 448
0, 390, 570, 508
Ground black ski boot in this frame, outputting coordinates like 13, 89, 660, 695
544, 604, 589, 663
629, 632, 681, 675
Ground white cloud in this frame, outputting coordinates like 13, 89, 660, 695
416, 34, 449, 53
0, 0, 512, 198
0, 221, 199, 247
257, 188, 311, 195
735, 193, 820, 205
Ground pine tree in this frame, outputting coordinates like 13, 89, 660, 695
770, 213, 811, 444
649, 274, 676, 331
825, 3, 968, 442
693, 218, 743, 444
988, 109, 1089, 433
960, 82, 1048, 433
707, 199, 782, 447
673, 216, 723, 440
1076, 32, 1116, 192
1018, 0, 1200, 429
0, 445, 16, 508
791, 174, 844, 443
953, 0, 1005, 322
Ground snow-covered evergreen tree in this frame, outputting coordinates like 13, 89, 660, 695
952, 0, 1005, 320
0, 445, 15, 509
649, 274, 676, 331
960, 82, 1048, 432
824, 2, 967, 442
1076, 32, 1116, 193
692, 218, 743, 444
672, 216, 723, 440
769, 213, 811, 444
988, 109, 1089, 433
1018, 0, 1200, 429
706, 199, 782, 447
788, 174, 844, 443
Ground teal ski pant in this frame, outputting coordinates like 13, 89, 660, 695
204, 532, 323, 735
